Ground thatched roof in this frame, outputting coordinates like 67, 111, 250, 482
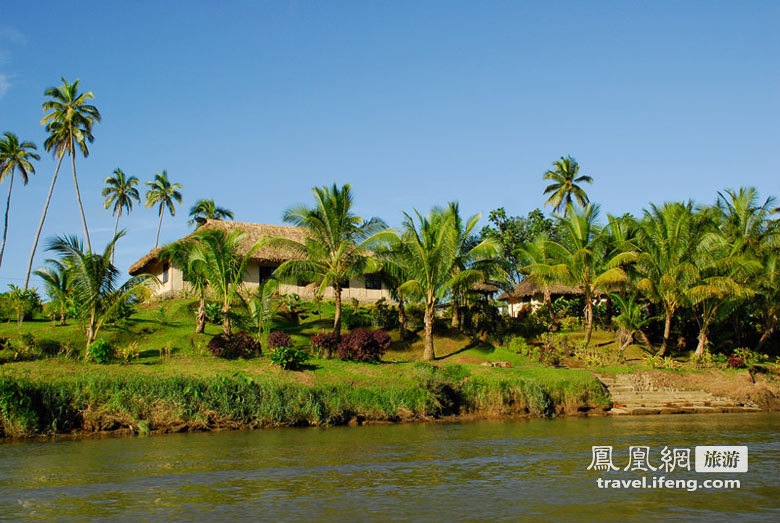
470, 281, 502, 294
128, 219, 308, 275
497, 278, 583, 301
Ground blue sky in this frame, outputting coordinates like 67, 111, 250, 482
0, 1, 778, 288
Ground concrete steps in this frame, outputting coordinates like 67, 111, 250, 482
594, 373, 760, 416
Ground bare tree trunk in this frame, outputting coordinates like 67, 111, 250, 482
584, 294, 594, 347
695, 325, 709, 356
756, 314, 777, 351
333, 284, 342, 337
423, 302, 435, 361
221, 302, 231, 336
60, 307, 66, 326
85, 309, 97, 357
24, 153, 66, 288
398, 297, 407, 341
451, 300, 459, 329
638, 329, 653, 349
111, 209, 121, 264
0, 173, 14, 269
195, 295, 206, 334
659, 310, 673, 356
154, 204, 164, 248
71, 149, 91, 252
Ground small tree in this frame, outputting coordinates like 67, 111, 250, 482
6, 285, 41, 325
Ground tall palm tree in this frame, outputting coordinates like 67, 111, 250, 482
145, 170, 183, 249
188, 199, 234, 228
543, 155, 593, 216
45, 231, 150, 352
525, 204, 636, 346
34, 259, 71, 325
754, 251, 780, 350
0, 132, 39, 268
372, 208, 495, 360
264, 183, 385, 337
635, 202, 705, 355
24, 78, 101, 288
715, 187, 778, 255
189, 228, 260, 335
102, 168, 140, 262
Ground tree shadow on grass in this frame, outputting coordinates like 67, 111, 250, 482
437, 339, 495, 361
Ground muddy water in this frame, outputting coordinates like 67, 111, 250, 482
1, 413, 778, 520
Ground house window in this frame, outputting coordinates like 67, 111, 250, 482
341, 279, 350, 289
259, 266, 275, 282
365, 275, 382, 290
162, 263, 169, 284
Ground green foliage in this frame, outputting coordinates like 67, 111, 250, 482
732, 347, 768, 367
269, 346, 309, 370
4, 285, 41, 325
87, 339, 113, 364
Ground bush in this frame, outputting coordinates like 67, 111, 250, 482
727, 354, 746, 369
337, 328, 391, 362
559, 316, 581, 331
208, 332, 261, 359
267, 331, 293, 349
87, 339, 114, 364
310, 331, 340, 358
204, 303, 222, 325
732, 347, 768, 367
269, 346, 309, 370
116, 342, 141, 364
507, 336, 531, 355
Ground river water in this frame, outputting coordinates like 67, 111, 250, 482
0, 413, 778, 521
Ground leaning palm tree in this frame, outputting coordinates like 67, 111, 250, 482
102, 168, 140, 262
525, 204, 636, 346
610, 293, 653, 353
145, 170, 183, 249
189, 228, 260, 335
371, 209, 496, 360
188, 199, 234, 228
543, 155, 593, 216
45, 231, 150, 352
0, 132, 39, 268
264, 183, 385, 337
24, 78, 101, 288
34, 259, 71, 325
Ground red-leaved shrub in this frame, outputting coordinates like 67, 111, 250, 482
727, 354, 746, 369
337, 328, 391, 362
208, 332, 261, 359
267, 331, 293, 349
310, 331, 340, 358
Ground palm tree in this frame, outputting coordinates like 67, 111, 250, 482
635, 202, 705, 355
102, 168, 140, 262
754, 251, 780, 350
543, 155, 593, 216
188, 199, 234, 228
525, 204, 636, 346
249, 278, 282, 344
264, 183, 385, 337
34, 259, 71, 325
188, 228, 260, 335
0, 132, 39, 268
372, 208, 495, 360
45, 231, 150, 352
24, 78, 101, 288
610, 293, 653, 353
158, 239, 209, 333
715, 187, 778, 255
145, 170, 183, 249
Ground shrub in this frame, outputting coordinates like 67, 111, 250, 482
204, 303, 222, 325
4, 286, 41, 325
87, 339, 114, 364
208, 332, 261, 359
267, 331, 293, 349
559, 316, 581, 331
507, 336, 531, 355
337, 328, 391, 362
116, 342, 141, 364
727, 354, 746, 369
269, 346, 309, 370
732, 347, 768, 367
310, 331, 339, 358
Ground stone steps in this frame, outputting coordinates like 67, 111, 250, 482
593, 373, 759, 416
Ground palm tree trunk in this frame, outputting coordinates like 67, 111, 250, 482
638, 329, 653, 349
659, 309, 673, 356
24, 152, 66, 289
85, 308, 97, 356
111, 209, 121, 264
423, 300, 435, 360
755, 313, 777, 351
195, 294, 206, 334
398, 297, 406, 341
221, 301, 231, 336
155, 204, 164, 248
584, 293, 594, 347
695, 326, 709, 356
60, 306, 66, 326
451, 292, 460, 329
333, 284, 342, 337
70, 150, 91, 252
0, 172, 14, 268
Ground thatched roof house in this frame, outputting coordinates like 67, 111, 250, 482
128, 219, 392, 303
497, 278, 583, 303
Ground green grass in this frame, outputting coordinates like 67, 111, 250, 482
0, 298, 613, 438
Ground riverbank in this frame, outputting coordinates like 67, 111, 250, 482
0, 357, 614, 439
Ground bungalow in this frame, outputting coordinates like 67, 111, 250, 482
128, 219, 393, 303
497, 278, 586, 317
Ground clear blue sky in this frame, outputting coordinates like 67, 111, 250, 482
1, 1, 778, 288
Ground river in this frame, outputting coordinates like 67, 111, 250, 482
1, 413, 778, 521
